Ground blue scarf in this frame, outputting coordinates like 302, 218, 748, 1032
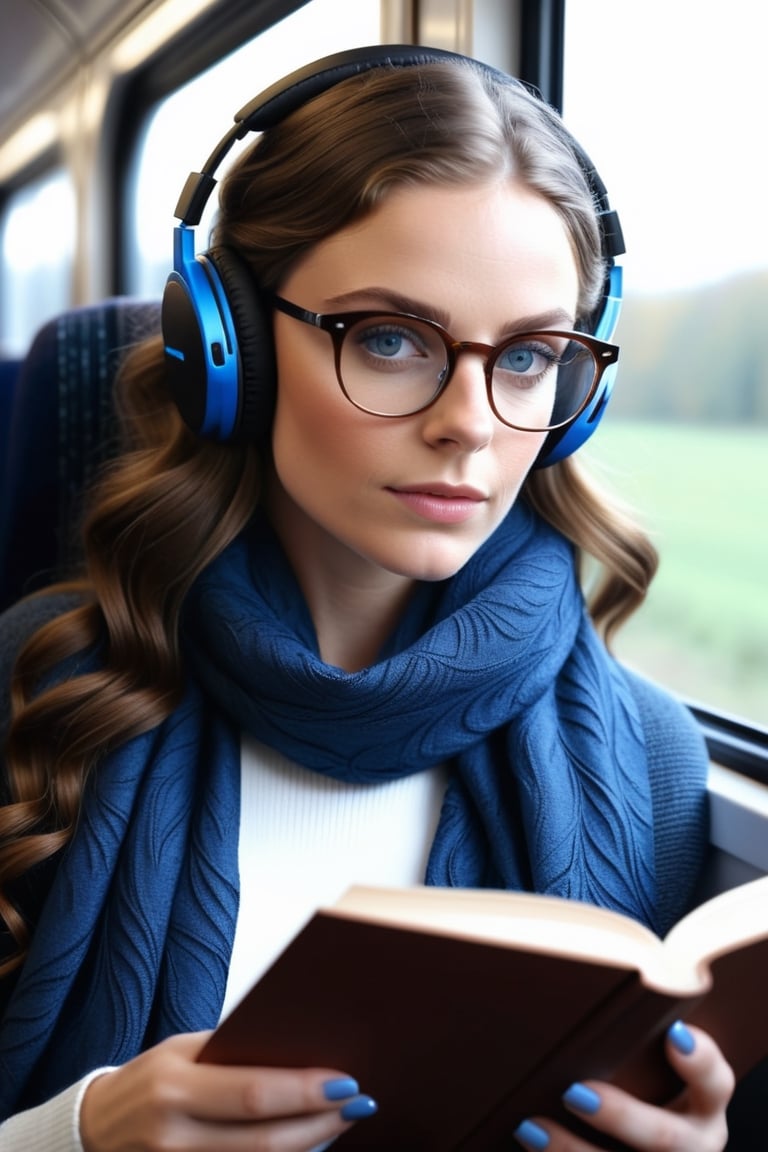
0, 502, 657, 1115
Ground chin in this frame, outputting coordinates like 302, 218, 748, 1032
378, 542, 479, 584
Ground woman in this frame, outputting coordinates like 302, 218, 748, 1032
0, 47, 733, 1151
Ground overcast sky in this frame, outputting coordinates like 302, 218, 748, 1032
562, 0, 768, 294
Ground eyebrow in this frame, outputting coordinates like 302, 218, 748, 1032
323, 287, 575, 335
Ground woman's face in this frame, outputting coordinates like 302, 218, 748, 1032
266, 178, 580, 591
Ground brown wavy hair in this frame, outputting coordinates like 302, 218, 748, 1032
0, 60, 656, 975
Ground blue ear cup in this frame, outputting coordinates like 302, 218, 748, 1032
163, 225, 241, 438
162, 44, 624, 456
534, 264, 623, 468
162, 227, 276, 440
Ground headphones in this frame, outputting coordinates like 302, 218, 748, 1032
162, 44, 625, 468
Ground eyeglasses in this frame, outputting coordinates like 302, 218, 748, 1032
271, 294, 619, 432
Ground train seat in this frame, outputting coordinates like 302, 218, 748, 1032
0, 357, 22, 469
0, 299, 161, 613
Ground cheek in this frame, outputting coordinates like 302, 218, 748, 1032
270, 356, 373, 499
496, 430, 548, 498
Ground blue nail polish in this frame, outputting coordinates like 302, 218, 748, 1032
340, 1094, 378, 1121
668, 1019, 696, 1055
563, 1082, 601, 1114
323, 1076, 359, 1101
513, 1119, 550, 1150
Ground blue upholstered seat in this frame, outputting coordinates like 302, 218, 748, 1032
0, 358, 22, 473
0, 299, 161, 612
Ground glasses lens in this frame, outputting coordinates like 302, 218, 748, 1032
491, 334, 598, 430
339, 316, 448, 416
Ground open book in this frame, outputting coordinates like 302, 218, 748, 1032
200, 876, 768, 1150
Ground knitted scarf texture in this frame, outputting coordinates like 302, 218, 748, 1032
0, 501, 658, 1114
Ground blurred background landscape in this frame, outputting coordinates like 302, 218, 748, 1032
585, 271, 768, 724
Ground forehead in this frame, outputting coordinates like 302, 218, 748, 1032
281, 179, 580, 329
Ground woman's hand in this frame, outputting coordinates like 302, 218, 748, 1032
80, 1031, 377, 1152
513, 1022, 734, 1151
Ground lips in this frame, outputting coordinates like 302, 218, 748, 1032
400, 482, 486, 500
386, 483, 487, 524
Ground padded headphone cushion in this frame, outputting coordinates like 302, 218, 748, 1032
205, 246, 276, 442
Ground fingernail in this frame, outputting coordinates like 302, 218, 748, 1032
668, 1019, 696, 1055
563, 1082, 601, 1114
323, 1076, 359, 1101
513, 1119, 550, 1150
340, 1094, 378, 1121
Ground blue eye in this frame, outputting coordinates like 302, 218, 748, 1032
353, 321, 434, 367
500, 347, 535, 373
496, 342, 556, 377
366, 331, 406, 358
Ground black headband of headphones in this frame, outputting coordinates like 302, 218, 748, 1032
174, 44, 625, 259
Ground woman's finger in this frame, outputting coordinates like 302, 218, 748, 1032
80, 1032, 377, 1152
110, 1104, 374, 1152
664, 1022, 736, 1117
187, 1060, 371, 1122
514, 1022, 733, 1152
125, 1032, 368, 1122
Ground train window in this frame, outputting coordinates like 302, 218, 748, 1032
0, 168, 75, 356
563, 0, 768, 726
127, 0, 381, 298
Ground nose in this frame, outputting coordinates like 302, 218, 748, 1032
419, 347, 494, 452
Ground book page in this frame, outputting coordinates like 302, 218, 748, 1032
330, 884, 707, 994
664, 873, 768, 965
